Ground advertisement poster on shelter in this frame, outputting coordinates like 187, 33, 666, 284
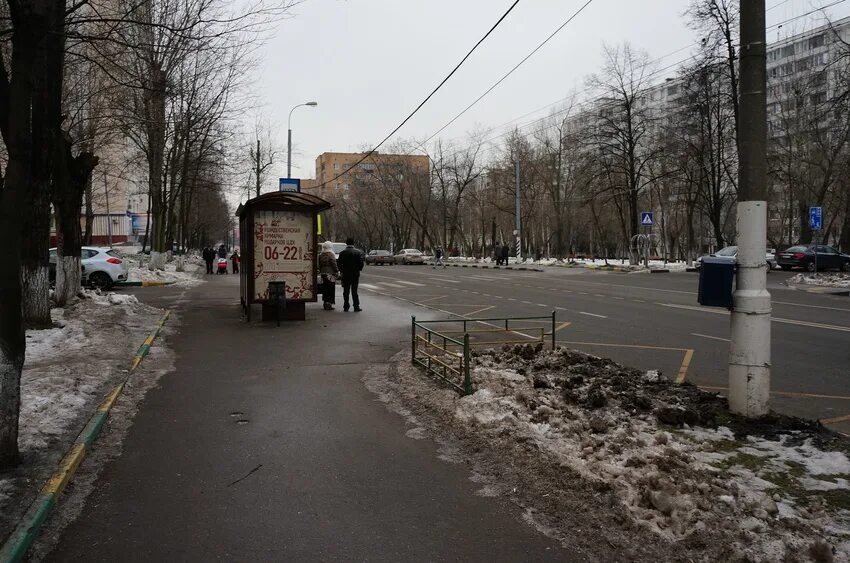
253, 210, 314, 301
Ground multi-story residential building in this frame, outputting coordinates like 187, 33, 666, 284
303, 151, 430, 200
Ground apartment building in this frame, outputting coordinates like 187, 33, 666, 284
303, 151, 430, 200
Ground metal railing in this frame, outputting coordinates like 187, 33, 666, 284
411, 312, 556, 395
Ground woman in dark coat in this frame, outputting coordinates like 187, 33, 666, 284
318, 241, 340, 310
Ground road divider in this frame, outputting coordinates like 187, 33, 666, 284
0, 311, 171, 563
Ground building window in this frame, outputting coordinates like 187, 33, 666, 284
809, 34, 825, 50
781, 44, 795, 58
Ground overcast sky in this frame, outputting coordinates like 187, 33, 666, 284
239, 0, 850, 195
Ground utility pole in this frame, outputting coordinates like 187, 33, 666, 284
730, 0, 771, 417
255, 139, 261, 198
514, 159, 522, 261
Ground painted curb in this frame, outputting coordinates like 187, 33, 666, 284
115, 280, 177, 287
0, 311, 171, 563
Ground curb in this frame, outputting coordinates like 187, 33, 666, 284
115, 280, 177, 287
650, 269, 670, 274
0, 311, 171, 563
787, 284, 850, 296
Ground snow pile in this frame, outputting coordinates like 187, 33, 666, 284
788, 272, 850, 288
122, 253, 205, 286
0, 295, 165, 538
374, 344, 850, 561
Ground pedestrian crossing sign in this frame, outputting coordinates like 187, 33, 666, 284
640, 212, 653, 226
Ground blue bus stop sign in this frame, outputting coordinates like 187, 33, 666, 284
809, 207, 822, 231
279, 178, 301, 193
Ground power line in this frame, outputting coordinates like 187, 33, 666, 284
430, 0, 848, 164
312, 0, 522, 190
421, 0, 597, 147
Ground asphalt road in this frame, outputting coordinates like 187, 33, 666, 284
358, 264, 850, 434
46, 275, 567, 562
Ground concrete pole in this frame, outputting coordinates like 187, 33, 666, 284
729, 0, 771, 417
514, 159, 521, 261
286, 129, 292, 180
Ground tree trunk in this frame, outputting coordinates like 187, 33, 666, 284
146, 66, 168, 269
83, 169, 94, 244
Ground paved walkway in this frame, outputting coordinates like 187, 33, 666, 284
47, 275, 566, 562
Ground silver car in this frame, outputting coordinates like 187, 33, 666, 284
696, 246, 777, 271
50, 246, 129, 289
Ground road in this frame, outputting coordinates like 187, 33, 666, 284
358, 264, 850, 434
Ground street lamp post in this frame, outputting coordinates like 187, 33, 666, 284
287, 101, 318, 179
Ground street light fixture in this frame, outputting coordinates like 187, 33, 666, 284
287, 101, 318, 179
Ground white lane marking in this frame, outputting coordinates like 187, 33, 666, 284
360, 283, 380, 290
659, 303, 850, 333
428, 277, 459, 283
579, 311, 608, 319
377, 282, 404, 288
396, 280, 425, 287
774, 300, 850, 312
507, 298, 517, 301
594, 294, 606, 298
537, 303, 548, 307
468, 275, 499, 281
634, 299, 646, 303
521, 300, 533, 305
691, 332, 731, 342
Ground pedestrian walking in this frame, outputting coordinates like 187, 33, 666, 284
318, 241, 339, 310
202, 247, 214, 274
230, 250, 240, 274
433, 246, 445, 269
337, 238, 364, 312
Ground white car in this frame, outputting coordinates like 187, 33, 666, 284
49, 246, 129, 289
394, 248, 425, 265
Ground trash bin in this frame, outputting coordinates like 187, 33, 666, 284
698, 257, 734, 309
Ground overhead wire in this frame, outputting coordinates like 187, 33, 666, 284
311, 0, 522, 190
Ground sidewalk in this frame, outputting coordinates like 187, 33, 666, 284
43, 275, 566, 561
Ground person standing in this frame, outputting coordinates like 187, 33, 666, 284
433, 246, 445, 269
217, 244, 227, 259
501, 244, 510, 266
230, 250, 240, 274
203, 247, 214, 274
337, 238, 364, 312
318, 241, 339, 310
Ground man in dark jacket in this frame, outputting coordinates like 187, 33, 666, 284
336, 238, 364, 312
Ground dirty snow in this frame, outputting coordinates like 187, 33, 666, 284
0, 292, 166, 540
789, 272, 850, 288
368, 344, 850, 562
121, 252, 205, 286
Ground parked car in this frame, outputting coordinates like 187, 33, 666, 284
394, 248, 424, 265
48, 254, 87, 286
776, 245, 850, 272
365, 249, 394, 266
695, 246, 776, 271
330, 242, 348, 259
50, 246, 129, 289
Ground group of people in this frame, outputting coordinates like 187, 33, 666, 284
318, 238, 364, 312
495, 243, 512, 266
202, 244, 240, 275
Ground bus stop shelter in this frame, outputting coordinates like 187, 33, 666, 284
236, 191, 332, 321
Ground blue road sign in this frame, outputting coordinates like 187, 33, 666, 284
279, 178, 300, 193
640, 212, 654, 226
809, 206, 822, 231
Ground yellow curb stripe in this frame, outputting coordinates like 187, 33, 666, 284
98, 384, 124, 413
820, 413, 850, 425
41, 443, 86, 497
676, 349, 695, 384
130, 356, 142, 372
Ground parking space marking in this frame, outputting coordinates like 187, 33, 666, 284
579, 311, 607, 319
691, 332, 730, 342
676, 349, 694, 384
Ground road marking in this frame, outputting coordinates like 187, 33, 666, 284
396, 280, 425, 287
634, 299, 646, 303
676, 349, 694, 384
579, 311, 607, 319
418, 294, 448, 303
594, 294, 606, 298
537, 303, 548, 307
612, 296, 625, 300
774, 300, 850, 312
699, 385, 850, 401
555, 321, 572, 332
659, 303, 850, 332
360, 283, 380, 290
521, 300, 533, 304
428, 277, 459, 283
578, 292, 589, 295
821, 413, 850, 425
507, 298, 517, 301
377, 282, 404, 288
691, 332, 730, 342
467, 305, 496, 316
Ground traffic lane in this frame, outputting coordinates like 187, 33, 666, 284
50, 275, 567, 562
361, 268, 849, 425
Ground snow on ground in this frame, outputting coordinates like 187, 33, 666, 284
367, 344, 850, 561
788, 272, 850, 288
121, 252, 205, 286
0, 292, 166, 540
441, 256, 691, 271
